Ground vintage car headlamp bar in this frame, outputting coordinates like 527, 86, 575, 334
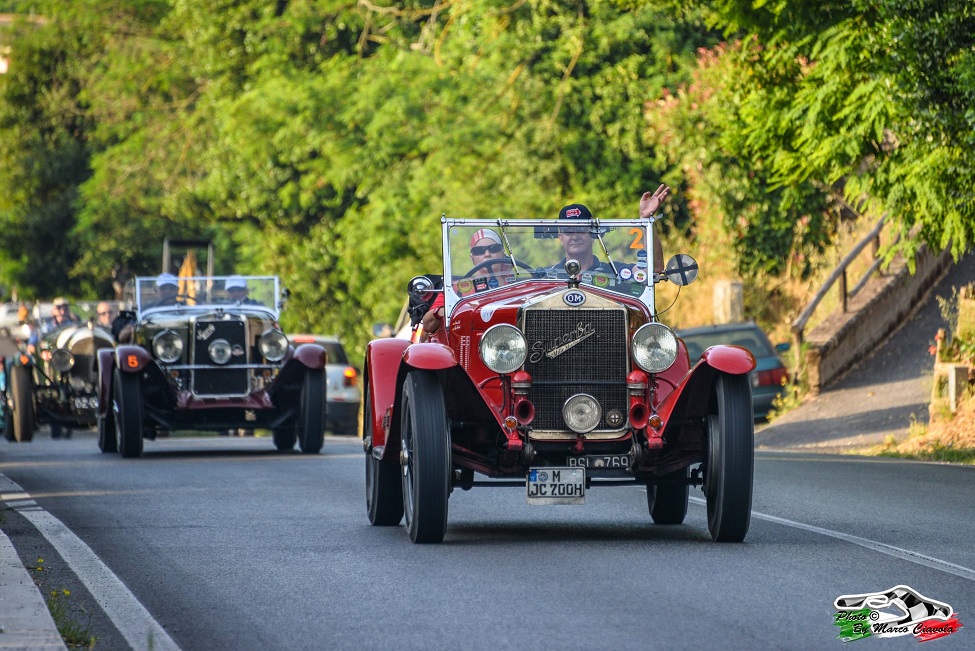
50, 349, 75, 373
631, 323, 679, 373
478, 324, 528, 375
259, 329, 289, 362
152, 330, 185, 363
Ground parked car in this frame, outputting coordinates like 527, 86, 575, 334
0, 302, 21, 338
96, 275, 328, 457
289, 335, 361, 436
3, 302, 115, 442
362, 216, 756, 544
678, 322, 789, 420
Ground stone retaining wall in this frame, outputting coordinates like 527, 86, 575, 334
804, 244, 954, 394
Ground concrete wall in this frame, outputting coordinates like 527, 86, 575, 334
804, 244, 954, 394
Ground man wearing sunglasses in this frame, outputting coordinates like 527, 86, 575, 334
422, 228, 514, 336
27, 297, 82, 352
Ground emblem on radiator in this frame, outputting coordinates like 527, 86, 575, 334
529, 322, 595, 363
196, 324, 216, 340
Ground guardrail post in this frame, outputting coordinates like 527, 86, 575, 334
839, 270, 847, 313
872, 235, 881, 276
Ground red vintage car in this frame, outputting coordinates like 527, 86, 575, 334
362, 217, 756, 543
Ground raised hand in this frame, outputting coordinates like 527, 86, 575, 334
640, 184, 671, 219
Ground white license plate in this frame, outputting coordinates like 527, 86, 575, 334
526, 467, 585, 505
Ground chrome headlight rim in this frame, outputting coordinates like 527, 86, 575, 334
259, 329, 289, 362
478, 324, 528, 375
152, 330, 184, 364
632, 323, 679, 374
50, 349, 75, 373
208, 338, 233, 365
562, 393, 602, 434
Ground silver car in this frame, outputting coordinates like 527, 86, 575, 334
290, 335, 361, 436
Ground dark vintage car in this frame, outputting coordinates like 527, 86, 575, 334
363, 216, 757, 544
96, 276, 328, 458
678, 322, 790, 420
2, 311, 115, 442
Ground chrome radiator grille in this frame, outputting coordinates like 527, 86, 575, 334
523, 308, 628, 431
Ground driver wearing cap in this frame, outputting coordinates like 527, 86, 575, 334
149, 273, 183, 308
421, 228, 514, 336
224, 276, 261, 305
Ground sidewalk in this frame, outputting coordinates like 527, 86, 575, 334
0, 530, 66, 650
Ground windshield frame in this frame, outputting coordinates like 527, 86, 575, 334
131, 275, 281, 319
439, 217, 659, 318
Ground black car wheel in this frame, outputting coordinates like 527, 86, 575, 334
2, 398, 13, 442
113, 368, 144, 458
9, 364, 35, 443
400, 370, 450, 544
365, 390, 403, 526
297, 370, 326, 454
648, 467, 690, 525
704, 373, 754, 542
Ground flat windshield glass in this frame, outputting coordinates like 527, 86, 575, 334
445, 220, 653, 301
133, 276, 279, 316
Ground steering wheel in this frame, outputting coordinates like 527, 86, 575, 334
176, 293, 197, 305
462, 258, 535, 279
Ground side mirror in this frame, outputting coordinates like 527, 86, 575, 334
664, 254, 699, 286
372, 323, 394, 338
407, 275, 438, 302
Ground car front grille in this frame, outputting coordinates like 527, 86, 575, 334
192, 319, 249, 396
522, 307, 629, 432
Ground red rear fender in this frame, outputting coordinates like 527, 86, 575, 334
364, 339, 411, 451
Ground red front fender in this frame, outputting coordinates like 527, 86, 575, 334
657, 344, 755, 426
292, 343, 327, 370
401, 342, 457, 370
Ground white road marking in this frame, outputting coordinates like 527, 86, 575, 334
688, 496, 975, 582
0, 475, 182, 651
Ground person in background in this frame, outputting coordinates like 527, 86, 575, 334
96, 301, 114, 329
28, 297, 81, 351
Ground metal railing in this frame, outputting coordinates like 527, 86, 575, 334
790, 216, 887, 376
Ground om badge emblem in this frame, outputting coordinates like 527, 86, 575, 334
563, 290, 586, 307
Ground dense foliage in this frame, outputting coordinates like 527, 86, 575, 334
1, 0, 973, 360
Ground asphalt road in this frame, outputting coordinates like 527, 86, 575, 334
1, 432, 973, 650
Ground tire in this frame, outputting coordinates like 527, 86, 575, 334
704, 374, 754, 542
272, 427, 296, 451
9, 364, 35, 442
97, 372, 117, 453
297, 370, 326, 454
648, 467, 690, 525
113, 368, 144, 458
3, 402, 13, 442
365, 390, 403, 526
400, 370, 450, 544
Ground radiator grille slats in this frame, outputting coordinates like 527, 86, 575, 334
523, 309, 628, 431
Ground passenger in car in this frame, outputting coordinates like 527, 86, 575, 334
27, 297, 82, 351
224, 276, 262, 306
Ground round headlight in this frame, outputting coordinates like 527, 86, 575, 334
478, 324, 527, 375
50, 349, 75, 373
208, 338, 232, 365
152, 330, 184, 363
563, 393, 601, 433
632, 323, 679, 373
259, 329, 288, 362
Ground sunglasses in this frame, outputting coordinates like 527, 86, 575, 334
470, 243, 504, 256
559, 227, 590, 235
55, 304, 69, 309
97, 311, 110, 316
